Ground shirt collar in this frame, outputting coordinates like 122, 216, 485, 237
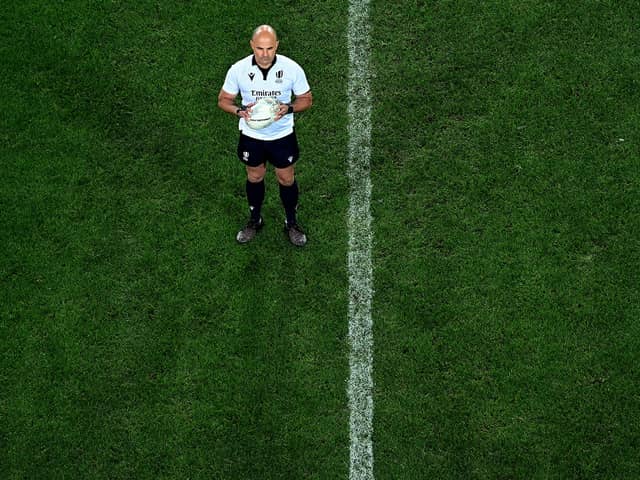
252, 55, 278, 68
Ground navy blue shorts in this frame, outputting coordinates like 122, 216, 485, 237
237, 131, 300, 168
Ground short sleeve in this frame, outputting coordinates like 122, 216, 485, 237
292, 64, 311, 95
221, 64, 239, 95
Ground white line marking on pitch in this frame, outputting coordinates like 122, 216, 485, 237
347, 1, 374, 479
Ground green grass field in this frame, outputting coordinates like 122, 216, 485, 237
2, 1, 639, 478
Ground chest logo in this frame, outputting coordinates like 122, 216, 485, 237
248, 72, 255, 81
275, 70, 284, 83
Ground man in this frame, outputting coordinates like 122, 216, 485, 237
218, 25, 313, 246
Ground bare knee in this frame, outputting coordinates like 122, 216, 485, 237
275, 166, 295, 186
246, 165, 266, 183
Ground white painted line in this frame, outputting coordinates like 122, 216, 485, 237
346, 1, 374, 479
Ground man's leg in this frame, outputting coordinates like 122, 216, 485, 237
237, 164, 266, 244
276, 165, 298, 225
276, 165, 306, 246
246, 164, 266, 222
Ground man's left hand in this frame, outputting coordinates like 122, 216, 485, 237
275, 103, 291, 121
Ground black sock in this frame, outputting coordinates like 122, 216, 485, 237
279, 181, 299, 225
246, 179, 265, 221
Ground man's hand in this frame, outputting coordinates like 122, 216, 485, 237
275, 103, 290, 121
274, 91, 312, 121
218, 89, 257, 119
237, 102, 256, 120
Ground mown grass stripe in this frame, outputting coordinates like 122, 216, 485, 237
346, 1, 374, 479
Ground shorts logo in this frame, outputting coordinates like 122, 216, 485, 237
243, 151, 250, 162
288, 156, 294, 163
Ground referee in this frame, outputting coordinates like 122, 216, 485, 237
218, 25, 313, 246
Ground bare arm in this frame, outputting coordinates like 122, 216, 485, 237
217, 89, 251, 120
292, 90, 313, 113
275, 90, 313, 120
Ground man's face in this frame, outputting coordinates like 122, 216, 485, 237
250, 33, 278, 68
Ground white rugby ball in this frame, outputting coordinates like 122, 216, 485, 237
246, 97, 280, 130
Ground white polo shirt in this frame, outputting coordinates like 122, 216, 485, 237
221, 54, 311, 140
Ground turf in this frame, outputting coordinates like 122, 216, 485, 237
1, 1, 639, 479
371, 1, 640, 479
2, 1, 349, 479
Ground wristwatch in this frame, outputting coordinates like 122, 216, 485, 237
287, 104, 294, 114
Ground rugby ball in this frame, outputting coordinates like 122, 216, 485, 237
246, 97, 280, 130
